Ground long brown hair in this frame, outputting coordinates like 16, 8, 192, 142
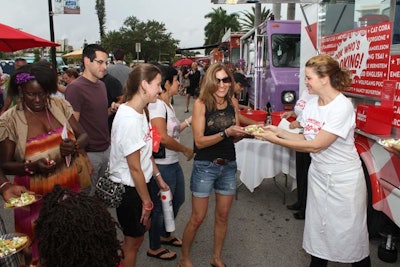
199, 62, 235, 111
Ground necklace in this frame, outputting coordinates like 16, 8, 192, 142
216, 99, 225, 105
24, 103, 54, 134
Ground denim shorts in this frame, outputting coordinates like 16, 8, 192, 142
190, 160, 237, 197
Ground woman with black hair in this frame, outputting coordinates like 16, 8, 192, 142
147, 64, 194, 261
0, 62, 89, 264
35, 185, 122, 267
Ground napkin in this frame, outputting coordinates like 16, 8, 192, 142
278, 118, 301, 134
61, 124, 71, 167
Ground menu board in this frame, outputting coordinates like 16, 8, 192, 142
389, 55, 400, 129
321, 22, 392, 98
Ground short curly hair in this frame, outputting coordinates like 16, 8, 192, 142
34, 185, 123, 267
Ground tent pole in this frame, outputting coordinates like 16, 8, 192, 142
48, 0, 57, 70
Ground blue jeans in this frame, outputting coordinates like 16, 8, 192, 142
190, 160, 237, 197
149, 162, 185, 250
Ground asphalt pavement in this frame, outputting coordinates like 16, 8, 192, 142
1, 94, 398, 267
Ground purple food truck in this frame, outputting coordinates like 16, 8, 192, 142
240, 20, 301, 112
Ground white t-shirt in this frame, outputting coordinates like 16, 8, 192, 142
148, 99, 181, 164
109, 104, 153, 186
302, 93, 359, 165
294, 90, 316, 126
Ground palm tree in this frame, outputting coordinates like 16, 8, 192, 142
204, 7, 241, 47
95, 0, 106, 41
239, 6, 272, 31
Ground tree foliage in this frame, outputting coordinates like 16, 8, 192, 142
239, 6, 272, 31
95, 0, 106, 40
101, 16, 179, 63
204, 7, 241, 47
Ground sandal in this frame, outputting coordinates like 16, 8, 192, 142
161, 237, 183, 247
146, 248, 177, 261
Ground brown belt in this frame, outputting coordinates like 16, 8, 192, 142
212, 158, 229, 165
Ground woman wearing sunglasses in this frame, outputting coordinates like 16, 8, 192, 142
179, 63, 246, 267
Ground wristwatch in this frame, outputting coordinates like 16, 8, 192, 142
219, 131, 227, 139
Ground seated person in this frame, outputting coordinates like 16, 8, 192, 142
34, 185, 123, 267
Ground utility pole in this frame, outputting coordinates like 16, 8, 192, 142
48, 0, 57, 70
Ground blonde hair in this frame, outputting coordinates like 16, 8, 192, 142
199, 62, 234, 111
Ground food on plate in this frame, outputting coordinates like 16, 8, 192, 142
0, 234, 28, 258
4, 193, 36, 208
378, 138, 400, 147
245, 124, 265, 134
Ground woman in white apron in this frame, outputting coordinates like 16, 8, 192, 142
254, 54, 370, 266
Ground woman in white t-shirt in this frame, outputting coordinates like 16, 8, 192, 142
109, 63, 169, 267
281, 90, 315, 220
147, 65, 194, 260
254, 54, 370, 267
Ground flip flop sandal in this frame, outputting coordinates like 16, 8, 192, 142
146, 249, 177, 261
161, 237, 183, 247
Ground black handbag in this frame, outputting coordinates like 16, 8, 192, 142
152, 107, 167, 159
95, 167, 125, 208
153, 144, 166, 158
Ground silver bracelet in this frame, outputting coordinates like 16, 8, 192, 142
184, 119, 191, 127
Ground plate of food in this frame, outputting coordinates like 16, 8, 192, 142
0, 233, 29, 258
4, 193, 42, 209
244, 124, 265, 134
377, 138, 400, 147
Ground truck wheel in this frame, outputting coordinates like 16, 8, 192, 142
362, 161, 385, 238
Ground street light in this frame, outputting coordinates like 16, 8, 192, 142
135, 42, 141, 63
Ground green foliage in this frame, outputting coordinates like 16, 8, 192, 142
204, 7, 240, 50
33, 49, 41, 62
95, 0, 106, 40
239, 6, 272, 31
101, 16, 179, 64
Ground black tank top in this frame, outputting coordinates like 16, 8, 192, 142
194, 104, 236, 161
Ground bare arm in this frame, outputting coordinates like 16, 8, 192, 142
151, 117, 193, 161
125, 150, 152, 226
254, 126, 338, 153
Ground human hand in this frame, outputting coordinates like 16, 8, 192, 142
2, 184, 34, 202
253, 129, 280, 142
141, 202, 153, 229
183, 147, 194, 161
226, 125, 248, 138
384, 143, 400, 158
110, 102, 120, 113
35, 158, 56, 174
60, 138, 76, 156
157, 177, 169, 192
289, 120, 301, 129
281, 111, 296, 119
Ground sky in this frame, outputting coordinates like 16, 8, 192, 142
0, 0, 265, 51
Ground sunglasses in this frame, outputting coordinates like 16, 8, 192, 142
216, 77, 231, 84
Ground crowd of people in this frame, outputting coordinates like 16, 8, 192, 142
0, 45, 399, 267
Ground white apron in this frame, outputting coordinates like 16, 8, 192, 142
303, 159, 369, 263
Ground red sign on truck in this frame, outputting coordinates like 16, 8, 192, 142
389, 55, 400, 131
321, 22, 392, 98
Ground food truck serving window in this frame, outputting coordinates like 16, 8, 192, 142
271, 34, 301, 68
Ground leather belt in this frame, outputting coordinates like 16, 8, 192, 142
212, 158, 229, 165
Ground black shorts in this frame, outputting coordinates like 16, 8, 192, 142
186, 87, 195, 96
116, 183, 151, 238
